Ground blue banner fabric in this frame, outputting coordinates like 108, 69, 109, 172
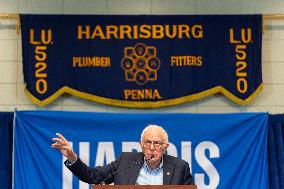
14, 111, 268, 189
268, 114, 284, 189
20, 15, 263, 108
0, 112, 14, 189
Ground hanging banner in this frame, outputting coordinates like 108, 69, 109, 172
14, 111, 268, 189
20, 14, 263, 108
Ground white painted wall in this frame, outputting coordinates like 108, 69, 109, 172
0, 0, 284, 113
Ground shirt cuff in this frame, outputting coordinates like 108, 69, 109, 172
65, 158, 78, 166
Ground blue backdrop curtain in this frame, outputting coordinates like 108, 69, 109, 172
1, 111, 284, 189
268, 114, 284, 189
0, 112, 14, 189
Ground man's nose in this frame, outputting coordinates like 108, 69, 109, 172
149, 142, 155, 150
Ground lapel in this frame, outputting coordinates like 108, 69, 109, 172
163, 154, 174, 184
127, 153, 145, 184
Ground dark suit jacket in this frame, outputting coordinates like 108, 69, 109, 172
65, 152, 194, 185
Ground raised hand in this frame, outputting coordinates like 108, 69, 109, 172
51, 133, 78, 163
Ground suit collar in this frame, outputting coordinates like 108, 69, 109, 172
127, 153, 145, 184
127, 153, 175, 185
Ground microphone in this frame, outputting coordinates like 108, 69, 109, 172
99, 155, 154, 185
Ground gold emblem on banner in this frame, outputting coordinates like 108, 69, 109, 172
121, 43, 161, 85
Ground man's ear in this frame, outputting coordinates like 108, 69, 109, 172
164, 143, 169, 153
139, 141, 146, 153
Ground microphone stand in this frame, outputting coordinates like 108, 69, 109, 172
99, 156, 154, 185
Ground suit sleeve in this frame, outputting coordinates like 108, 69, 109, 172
183, 162, 194, 185
65, 155, 122, 184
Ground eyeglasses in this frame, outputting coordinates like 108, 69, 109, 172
143, 140, 165, 148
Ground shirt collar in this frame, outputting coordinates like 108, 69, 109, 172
143, 156, 163, 172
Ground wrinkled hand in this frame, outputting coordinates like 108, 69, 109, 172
51, 133, 77, 163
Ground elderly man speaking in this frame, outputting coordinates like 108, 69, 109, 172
51, 124, 194, 185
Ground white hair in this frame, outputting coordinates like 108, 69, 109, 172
140, 124, 169, 144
